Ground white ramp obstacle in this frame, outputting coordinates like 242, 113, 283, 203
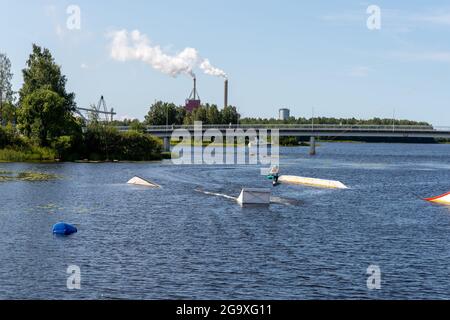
127, 176, 160, 188
237, 188, 271, 206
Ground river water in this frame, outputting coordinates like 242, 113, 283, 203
1, 143, 450, 300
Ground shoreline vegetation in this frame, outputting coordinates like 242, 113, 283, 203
0, 45, 166, 163
1, 45, 447, 163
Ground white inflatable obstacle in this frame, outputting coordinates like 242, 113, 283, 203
237, 188, 271, 206
127, 176, 160, 188
277, 175, 348, 189
425, 192, 450, 205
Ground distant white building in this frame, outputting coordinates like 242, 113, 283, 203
279, 108, 290, 121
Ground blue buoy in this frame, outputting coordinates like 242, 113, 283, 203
52, 223, 77, 236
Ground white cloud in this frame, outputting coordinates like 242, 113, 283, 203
80, 63, 89, 69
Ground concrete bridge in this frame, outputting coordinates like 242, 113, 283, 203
117, 124, 450, 154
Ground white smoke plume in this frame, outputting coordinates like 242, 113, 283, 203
200, 59, 227, 79
109, 29, 226, 79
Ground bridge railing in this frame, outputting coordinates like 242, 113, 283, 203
116, 124, 450, 132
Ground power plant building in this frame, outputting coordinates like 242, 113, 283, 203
185, 78, 230, 112
185, 77, 201, 112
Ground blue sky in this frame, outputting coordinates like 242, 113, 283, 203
1, 0, 450, 125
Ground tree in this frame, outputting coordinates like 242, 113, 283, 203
220, 105, 240, 125
192, 106, 208, 123
0, 53, 14, 125
18, 88, 75, 146
174, 106, 186, 125
0, 123, 20, 148
83, 125, 162, 161
0, 102, 16, 124
205, 104, 221, 124
181, 104, 241, 125
145, 101, 178, 126
129, 119, 146, 133
52, 135, 73, 160
17, 45, 80, 145
19, 44, 75, 110
87, 103, 100, 124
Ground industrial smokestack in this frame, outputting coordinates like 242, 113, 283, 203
193, 77, 197, 100
224, 79, 228, 109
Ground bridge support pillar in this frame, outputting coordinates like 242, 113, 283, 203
309, 136, 316, 156
163, 137, 170, 152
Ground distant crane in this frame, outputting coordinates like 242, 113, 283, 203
75, 96, 116, 124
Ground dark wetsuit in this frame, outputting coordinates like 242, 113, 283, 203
272, 174, 279, 186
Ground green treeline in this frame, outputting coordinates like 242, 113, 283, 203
113, 103, 431, 128
111, 104, 436, 146
0, 45, 163, 162
241, 117, 435, 144
240, 117, 431, 126
136, 101, 240, 126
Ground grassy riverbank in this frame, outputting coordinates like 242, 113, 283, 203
0, 147, 57, 162
0, 125, 164, 163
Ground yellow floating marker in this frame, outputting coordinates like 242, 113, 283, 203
425, 192, 450, 205
127, 176, 160, 188
278, 175, 348, 189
